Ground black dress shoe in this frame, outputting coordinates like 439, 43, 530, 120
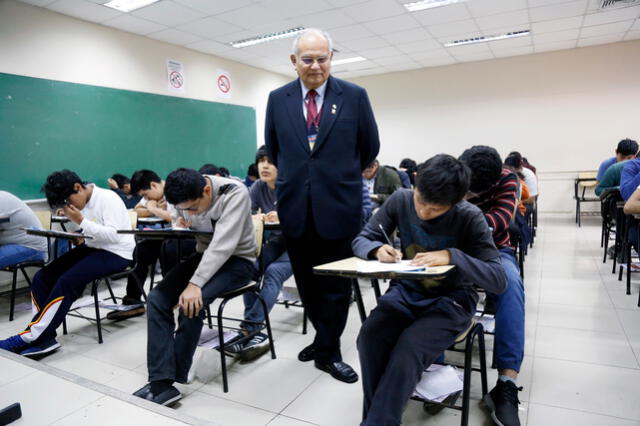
298, 344, 316, 362
314, 361, 359, 383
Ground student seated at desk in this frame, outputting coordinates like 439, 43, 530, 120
107, 173, 141, 209
595, 145, 637, 197
353, 154, 506, 426
106, 169, 194, 321
131, 170, 172, 223
362, 159, 402, 209
0, 170, 135, 357
133, 168, 256, 406
225, 145, 293, 361
460, 146, 526, 426
0, 190, 48, 268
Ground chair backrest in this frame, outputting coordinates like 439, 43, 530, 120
252, 215, 264, 258
128, 211, 138, 230
34, 210, 52, 230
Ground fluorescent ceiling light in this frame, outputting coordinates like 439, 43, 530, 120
404, 0, 467, 12
332, 56, 367, 66
230, 27, 305, 48
103, 0, 160, 12
445, 30, 530, 47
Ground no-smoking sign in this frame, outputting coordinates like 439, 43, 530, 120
170, 71, 184, 89
216, 70, 232, 98
166, 59, 185, 93
217, 75, 230, 93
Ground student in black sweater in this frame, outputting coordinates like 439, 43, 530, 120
353, 154, 507, 426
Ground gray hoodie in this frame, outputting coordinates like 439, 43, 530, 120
177, 176, 256, 287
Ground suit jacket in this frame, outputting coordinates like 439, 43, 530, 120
265, 76, 380, 240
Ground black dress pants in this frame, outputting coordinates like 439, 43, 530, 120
284, 220, 354, 364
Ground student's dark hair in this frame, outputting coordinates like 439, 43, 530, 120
415, 154, 470, 206
616, 138, 638, 156
504, 155, 522, 170
255, 145, 272, 165
130, 169, 161, 194
400, 158, 418, 185
111, 173, 130, 189
164, 168, 207, 205
459, 145, 503, 194
42, 169, 84, 208
199, 163, 220, 175
247, 163, 259, 178
399, 158, 417, 172
219, 167, 230, 177
366, 159, 379, 169
508, 151, 522, 161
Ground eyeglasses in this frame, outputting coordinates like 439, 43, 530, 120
300, 56, 330, 66
176, 199, 200, 212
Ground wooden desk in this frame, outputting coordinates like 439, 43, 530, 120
137, 216, 168, 227
314, 256, 456, 322
574, 171, 600, 227
118, 228, 210, 261
23, 228, 92, 240
263, 221, 280, 231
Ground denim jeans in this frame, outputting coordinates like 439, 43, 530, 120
487, 248, 525, 372
242, 250, 293, 332
146, 254, 256, 383
0, 244, 46, 269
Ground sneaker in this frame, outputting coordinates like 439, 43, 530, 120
483, 380, 522, 426
222, 332, 245, 357
133, 383, 152, 398
20, 338, 61, 358
0, 335, 29, 353
106, 305, 145, 321
423, 390, 461, 415
240, 332, 270, 362
134, 383, 182, 407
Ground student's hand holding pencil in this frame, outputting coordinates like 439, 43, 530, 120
375, 244, 402, 263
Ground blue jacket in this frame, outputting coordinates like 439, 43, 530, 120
619, 158, 640, 200
265, 76, 380, 239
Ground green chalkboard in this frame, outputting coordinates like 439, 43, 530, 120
0, 72, 257, 200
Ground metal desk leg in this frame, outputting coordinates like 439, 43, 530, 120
371, 278, 381, 301
351, 278, 367, 323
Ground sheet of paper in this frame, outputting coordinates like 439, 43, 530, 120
356, 259, 429, 273
414, 364, 463, 401
197, 328, 240, 350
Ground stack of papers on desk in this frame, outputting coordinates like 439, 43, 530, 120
357, 260, 427, 273
197, 328, 240, 350
413, 364, 463, 402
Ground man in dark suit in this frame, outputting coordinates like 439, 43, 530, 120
265, 28, 380, 383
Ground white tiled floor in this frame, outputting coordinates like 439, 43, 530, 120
2, 213, 640, 425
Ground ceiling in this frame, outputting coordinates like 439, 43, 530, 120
17, 0, 640, 79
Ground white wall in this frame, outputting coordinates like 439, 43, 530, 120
0, 0, 289, 149
353, 40, 640, 212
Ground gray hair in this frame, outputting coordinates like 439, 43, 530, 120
292, 28, 334, 56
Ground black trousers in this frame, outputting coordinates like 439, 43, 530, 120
284, 221, 354, 364
126, 239, 196, 300
357, 284, 472, 426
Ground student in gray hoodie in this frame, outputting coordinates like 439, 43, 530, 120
133, 168, 257, 407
